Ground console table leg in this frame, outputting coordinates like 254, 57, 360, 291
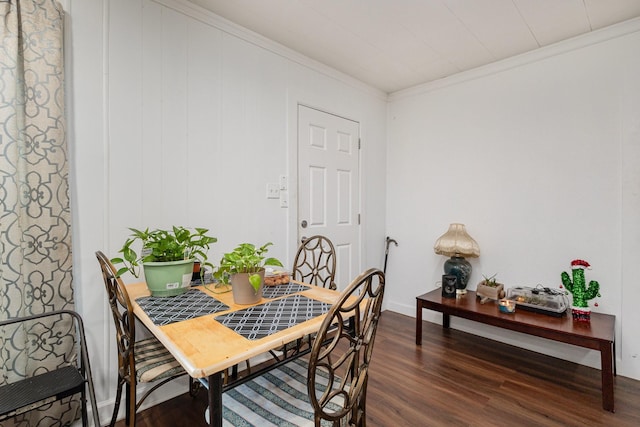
600, 342, 615, 412
613, 340, 617, 376
416, 300, 423, 345
443, 313, 450, 329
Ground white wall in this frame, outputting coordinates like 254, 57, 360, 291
65, 0, 640, 421
66, 0, 387, 421
386, 19, 640, 380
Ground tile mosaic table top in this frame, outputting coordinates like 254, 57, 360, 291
215, 294, 331, 340
262, 282, 309, 299
136, 288, 230, 326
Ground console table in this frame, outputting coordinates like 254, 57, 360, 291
416, 289, 616, 412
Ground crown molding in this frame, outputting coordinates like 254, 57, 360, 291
152, 0, 388, 100
132, 1, 640, 103
389, 16, 640, 102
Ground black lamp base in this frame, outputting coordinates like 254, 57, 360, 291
444, 256, 472, 295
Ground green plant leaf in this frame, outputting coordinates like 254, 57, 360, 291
263, 257, 283, 267
115, 267, 130, 277
249, 274, 261, 294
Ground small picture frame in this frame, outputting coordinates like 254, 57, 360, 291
442, 274, 457, 298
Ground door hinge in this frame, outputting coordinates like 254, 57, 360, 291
358, 214, 361, 225
358, 138, 361, 149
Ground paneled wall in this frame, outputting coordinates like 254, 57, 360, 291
67, 0, 387, 420
386, 20, 640, 380
65, 0, 640, 422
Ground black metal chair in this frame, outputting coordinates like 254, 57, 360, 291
219, 268, 385, 426
96, 251, 196, 427
0, 310, 100, 427
292, 235, 337, 290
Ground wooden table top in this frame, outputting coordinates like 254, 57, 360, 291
128, 281, 343, 378
417, 289, 615, 346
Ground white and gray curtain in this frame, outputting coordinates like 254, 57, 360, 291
0, 1, 78, 426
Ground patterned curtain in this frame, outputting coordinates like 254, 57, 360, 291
0, 1, 78, 426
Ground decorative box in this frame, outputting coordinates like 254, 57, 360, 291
505, 286, 568, 317
476, 282, 505, 301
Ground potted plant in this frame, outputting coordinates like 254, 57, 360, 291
214, 242, 283, 304
111, 226, 217, 297
476, 274, 505, 301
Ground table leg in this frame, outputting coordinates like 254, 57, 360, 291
207, 372, 224, 427
613, 339, 617, 376
443, 313, 450, 329
600, 341, 615, 412
416, 300, 423, 345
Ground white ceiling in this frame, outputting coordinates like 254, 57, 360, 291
187, 0, 640, 94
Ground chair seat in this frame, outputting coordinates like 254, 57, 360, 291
135, 337, 185, 383
206, 358, 345, 426
0, 365, 84, 420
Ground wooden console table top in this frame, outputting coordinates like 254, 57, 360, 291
416, 289, 616, 412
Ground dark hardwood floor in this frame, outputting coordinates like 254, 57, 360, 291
117, 311, 640, 427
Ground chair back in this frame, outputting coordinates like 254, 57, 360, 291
307, 268, 385, 426
96, 251, 137, 384
292, 235, 337, 290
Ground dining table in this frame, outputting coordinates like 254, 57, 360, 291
127, 279, 345, 427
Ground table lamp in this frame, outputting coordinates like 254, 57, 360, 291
433, 223, 480, 295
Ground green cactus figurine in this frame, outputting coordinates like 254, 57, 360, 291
561, 259, 601, 321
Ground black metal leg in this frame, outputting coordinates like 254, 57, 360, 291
207, 372, 223, 427
443, 313, 450, 328
231, 364, 238, 380
81, 389, 88, 427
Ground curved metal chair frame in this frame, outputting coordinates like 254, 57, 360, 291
307, 268, 385, 427
270, 235, 338, 360
96, 251, 196, 427
292, 235, 337, 290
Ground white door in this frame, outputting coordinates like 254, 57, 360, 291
298, 105, 360, 291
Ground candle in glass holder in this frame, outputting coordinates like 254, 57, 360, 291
499, 298, 516, 313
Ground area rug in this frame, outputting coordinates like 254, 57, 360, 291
205, 358, 343, 426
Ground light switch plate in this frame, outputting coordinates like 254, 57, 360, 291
279, 175, 288, 191
266, 183, 280, 199
279, 191, 288, 208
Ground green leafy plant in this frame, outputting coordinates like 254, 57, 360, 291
111, 226, 217, 278
482, 274, 499, 287
214, 242, 283, 293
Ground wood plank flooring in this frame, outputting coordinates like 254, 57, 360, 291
116, 311, 640, 427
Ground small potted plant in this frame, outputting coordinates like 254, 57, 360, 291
111, 226, 217, 297
476, 274, 505, 301
214, 242, 283, 304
